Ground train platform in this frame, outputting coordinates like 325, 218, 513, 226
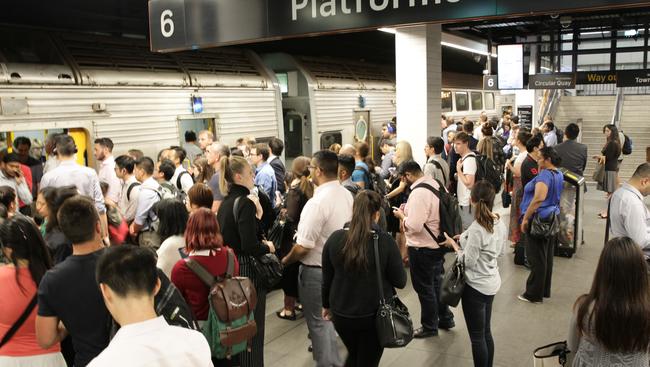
262, 185, 609, 367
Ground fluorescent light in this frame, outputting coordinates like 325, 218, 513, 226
378, 27, 396, 34
541, 66, 553, 71
624, 29, 638, 37
441, 41, 498, 58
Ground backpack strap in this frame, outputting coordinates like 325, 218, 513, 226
412, 182, 443, 244
233, 196, 242, 223
126, 182, 141, 201
429, 159, 447, 185
184, 258, 216, 287
176, 170, 191, 190
225, 248, 235, 278
0, 295, 37, 349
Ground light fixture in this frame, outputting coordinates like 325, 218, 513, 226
191, 96, 203, 114
624, 29, 638, 37
378, 27, 396, 34
441, 41, 498, 58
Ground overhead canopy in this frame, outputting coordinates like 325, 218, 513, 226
149, 0, 650, 52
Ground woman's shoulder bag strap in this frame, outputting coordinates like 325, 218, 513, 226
372, 233, 386, 303
0, 295, 37, 349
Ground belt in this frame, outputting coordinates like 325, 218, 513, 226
300, 263, 322, 269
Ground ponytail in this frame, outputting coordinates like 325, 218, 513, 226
219, 155, 250, 197
471, 181, 498, 233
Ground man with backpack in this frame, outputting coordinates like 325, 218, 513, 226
392, 160, 455, 338
424, 136, 450, 189
89, 245, 211, 367
130, 157, 162, 249
115, 155, 140, 225
454, 132, 478, 230
155, 159, 182, 201
164, 146, 194, 195
351, 142, 372, 189
338, 154, 360, 197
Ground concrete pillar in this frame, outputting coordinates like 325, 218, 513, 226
395, 24, 442, 166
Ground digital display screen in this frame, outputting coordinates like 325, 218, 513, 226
497, 44, 524, 90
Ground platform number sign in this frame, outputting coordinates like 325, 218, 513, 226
483, 75, 499, 91
149, 0, 187, 52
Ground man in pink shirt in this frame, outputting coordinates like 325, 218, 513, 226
393, 160, 455, 338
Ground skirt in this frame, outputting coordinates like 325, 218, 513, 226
597, 170, 618, 194
0, 353, 66, 367
508, 177, 524, 244
237, 254, 267, 367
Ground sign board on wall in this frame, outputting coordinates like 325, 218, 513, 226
617, 70, 650, 87
517, 105, 533, 128
149, 0, 650, 52
575, 71, 618, 85
528, 73, 576, 89
483, 75, 499, 90
497, 45, 524, 90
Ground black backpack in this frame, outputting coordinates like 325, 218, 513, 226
413, 180, 463, 243
466, 153, 503, 193
126, 182, 141, 201
354, 165, 387, 197
155, 269, 200, 330
622, 133, 633, 155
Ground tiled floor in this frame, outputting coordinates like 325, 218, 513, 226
262, 184, 610, 366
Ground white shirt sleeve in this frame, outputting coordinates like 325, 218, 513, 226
180, 173, 194, 194
463, 156, 477, 176
621, 196, 650, 249
296, 201, 321, 249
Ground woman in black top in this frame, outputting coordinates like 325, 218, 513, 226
37, 186, 77, 265
595, 124, 622, 218
322, 190, 407, 367
216, 155, 275, 367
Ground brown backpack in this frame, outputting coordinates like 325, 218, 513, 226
185, 249, 258, 359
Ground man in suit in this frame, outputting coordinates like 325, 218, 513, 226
555, 123, 588, 177
268, 138, 286, 203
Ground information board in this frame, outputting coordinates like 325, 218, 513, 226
497, 45, 524, 90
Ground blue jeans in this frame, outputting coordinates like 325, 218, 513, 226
408, 247, 454, 331
462, 285, 495, 367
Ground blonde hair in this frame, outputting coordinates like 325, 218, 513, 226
477, 137, 494, 162
219, 155, 250, 197
394, 141, 413, 166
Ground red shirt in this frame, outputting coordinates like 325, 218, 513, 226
170, 247, 239, 321
19, 164, 32, 208
0, 267, 60, 357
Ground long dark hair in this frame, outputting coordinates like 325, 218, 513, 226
603, 124, 622, 155
471, 181, 498, 233
155, 199, 189, 242
575, 237, 650, 353
341, 190, 382, 272
0, 217, 53, 294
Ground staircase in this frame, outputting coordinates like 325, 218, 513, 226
555, 95, 616, 180
619, 95, 650, 179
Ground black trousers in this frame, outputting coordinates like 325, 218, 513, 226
523, 233, 556, 302
408, 247, 454, 331
462, 285, 495, 367
332, 314, 383, 367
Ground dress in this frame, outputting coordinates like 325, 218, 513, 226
508, 176, 523, 244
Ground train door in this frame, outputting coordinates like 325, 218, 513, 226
177, 117, 216, 146
283, 111, 303, 158
2, 128, 88, 167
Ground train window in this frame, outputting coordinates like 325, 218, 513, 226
484, 92, 495, 110
441, 90, 452, 112
470, 92, 483, 111
455, 92, 469, 111
0, 30, 65, 65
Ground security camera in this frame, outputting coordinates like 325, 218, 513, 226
560, 16, 572, 28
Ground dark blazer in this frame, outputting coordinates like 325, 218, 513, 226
269, 157, 286, 194
217, 184, 270, 258
555, 139, 588, 177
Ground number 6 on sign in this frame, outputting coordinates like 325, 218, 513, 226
161, 10, 174, 38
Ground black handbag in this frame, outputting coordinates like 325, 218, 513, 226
372, 233, 413, 348
440, 255, 466, 307
529, 170, 561, 239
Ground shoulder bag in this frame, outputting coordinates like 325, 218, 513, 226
440, 255, 466, 307
529, 170, 561, 239
0, 295, 37, 349
372, 233, 413, 348
533, 341, 570, 366
233, 196, 283, 289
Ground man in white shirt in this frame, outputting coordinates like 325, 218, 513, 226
281, 150, 353, 367
89, 245, 211, 367
609, 163, 650, 261
542, 122, 558, 147
94, 138, 121, 203
115, 155, 140, 224
163, 147, 194, 195
454, 132, 477, 230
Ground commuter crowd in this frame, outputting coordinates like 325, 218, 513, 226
0, 115, 648, 367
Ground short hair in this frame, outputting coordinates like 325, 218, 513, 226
13, 136, 31, 149
0, 186, 16, 208
313, 150, 339, 178
127, 149, 144, 161
253, 143, 270, 161
57, 195, 99, 244
155, 199, 188, 241
96, 245, 158, 298
427, 137, 444, 155
115, 155, 135, 174
565, 123, 580, 140
353, 142, 370, 158
94, 138, 114, 152
454, 131, 470, 144
545, 122, 555, 131
632, 163, 650, 179
268, 138, 284, 156
526, 134, 544, 153
185, 130, 197, 143
43, 186, 77, 233
188, 183, 213, 209
185, 208, 224, 251
135, 157, 155, 176
208, 142, 230, 158
158, 159, 175, 181
338, 154, 356, 175
170, 146, 187, 163
397, 160, 422, 176
540, 147, 562, 166
511, 116, 519, 124
463, 120, 474, 133
55, 135, 77, 156
2, 153, 21, 164
198, 130, 214, 140
517, 130, 533, 146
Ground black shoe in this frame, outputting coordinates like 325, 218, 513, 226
413, 327, 438, 338
438, 321, 456, 330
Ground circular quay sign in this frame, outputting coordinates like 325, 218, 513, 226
149, 0, 650, 52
